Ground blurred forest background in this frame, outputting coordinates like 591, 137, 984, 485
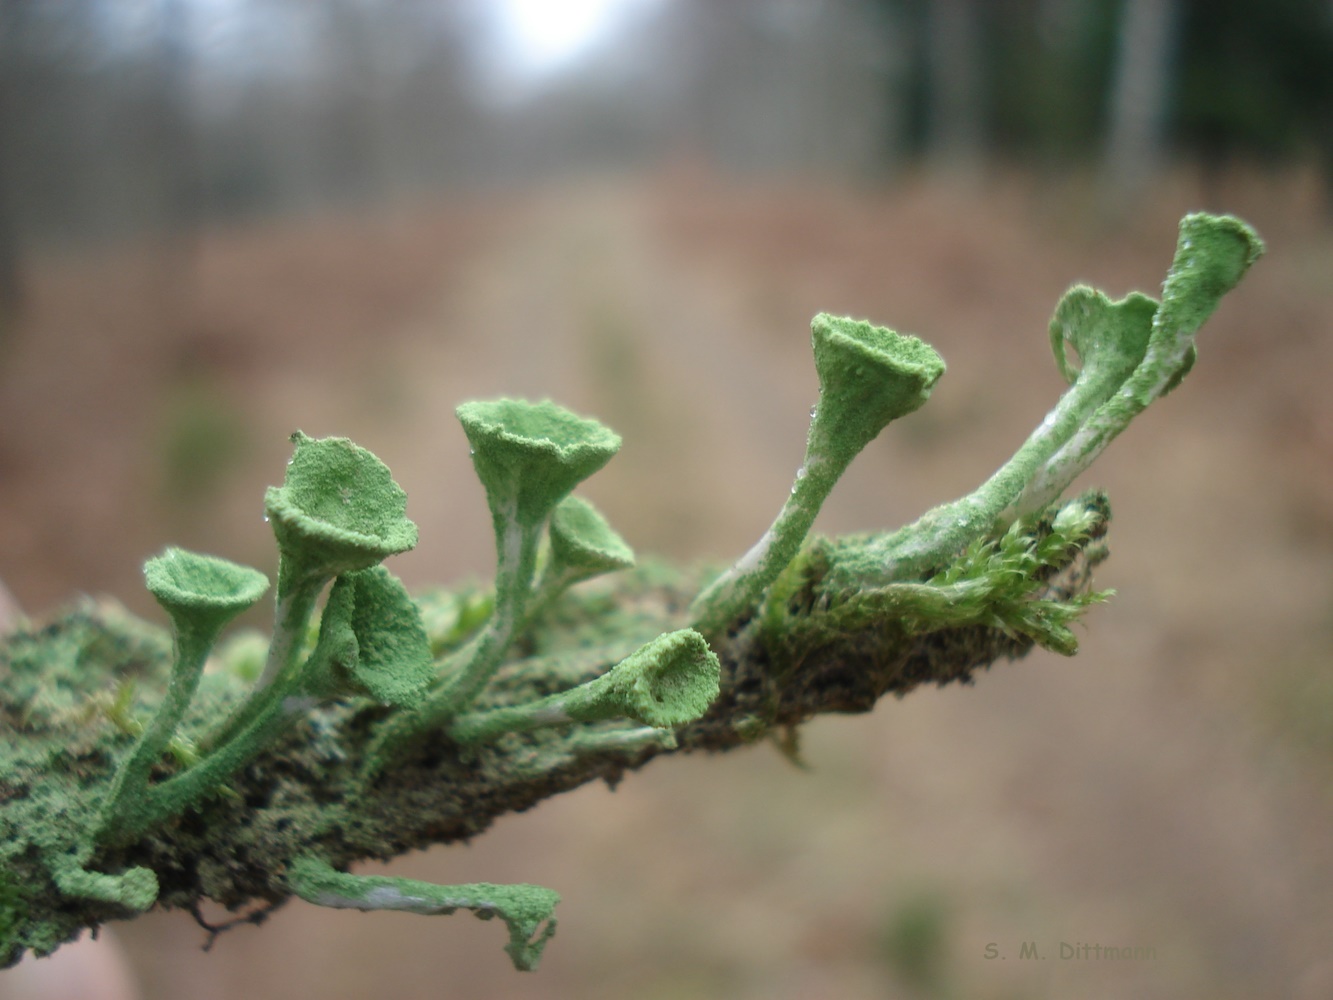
2, 0, 1333, 253
2, 2, 1333, 999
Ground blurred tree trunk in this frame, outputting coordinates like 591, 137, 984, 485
924, 0, 985, 172
320, 0, 394, 203
1102, 0, 1181, 203
152, 0, 203, 343
0, 3, 26, 339
0, 101, 22, 342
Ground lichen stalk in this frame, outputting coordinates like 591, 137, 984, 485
94, 619, 216, 837
690, 454, 840, 637
435, 505, 544, 714
691, 314, 944, 635
205, 582, 319, 752
1011, 213, 1263, 515
365, 512, 544, 770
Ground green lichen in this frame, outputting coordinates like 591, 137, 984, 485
304, 566, 434, 708
368, 400, 626, 766
849, 212, 1263, 584
548, 496, 636, 577
0, 213, 1260, 974
266, 431, 418, 598
448, 628, 720, 744
287, 855, 560, 972
94, 549, 268, 849
456, 398, 622, 532
690, 315, 946, 637
0, 867, 28, 961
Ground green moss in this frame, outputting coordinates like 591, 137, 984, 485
0, 866, 29, 962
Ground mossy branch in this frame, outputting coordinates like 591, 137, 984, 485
0, 214, 1261, 972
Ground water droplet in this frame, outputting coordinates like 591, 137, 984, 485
262, 514, 269, 523
790, 483, 798, 495
795, 466, 807, 480
1182, 239, 1192, 250
469, 448, 475, 456
809, 405, 818, 418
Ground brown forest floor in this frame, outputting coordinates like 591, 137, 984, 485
2, 167, 1332, 999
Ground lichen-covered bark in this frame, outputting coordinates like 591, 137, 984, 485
0, 210, 1261, 971
0, 498, 1106, 966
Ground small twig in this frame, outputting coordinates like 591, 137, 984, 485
189, 899, 288, 953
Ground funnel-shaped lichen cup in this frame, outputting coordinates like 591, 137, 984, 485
145, 547, 270, 642
807, 314, 945, 464
264, 432, 418, 596
564, 628, 720, 729
456, 400, 621, 532
447, 627, 721, 745
548, 496, 635, 582
95, 548, 268, 843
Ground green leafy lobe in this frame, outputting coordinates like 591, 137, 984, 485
309, 567, 435, 708
1049, 287, 1157, 389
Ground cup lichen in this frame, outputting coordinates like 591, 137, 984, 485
265, 431, 418, 596
94, 548, 268, 843
0, 212, 1261, 976
690, 315, 945, 636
